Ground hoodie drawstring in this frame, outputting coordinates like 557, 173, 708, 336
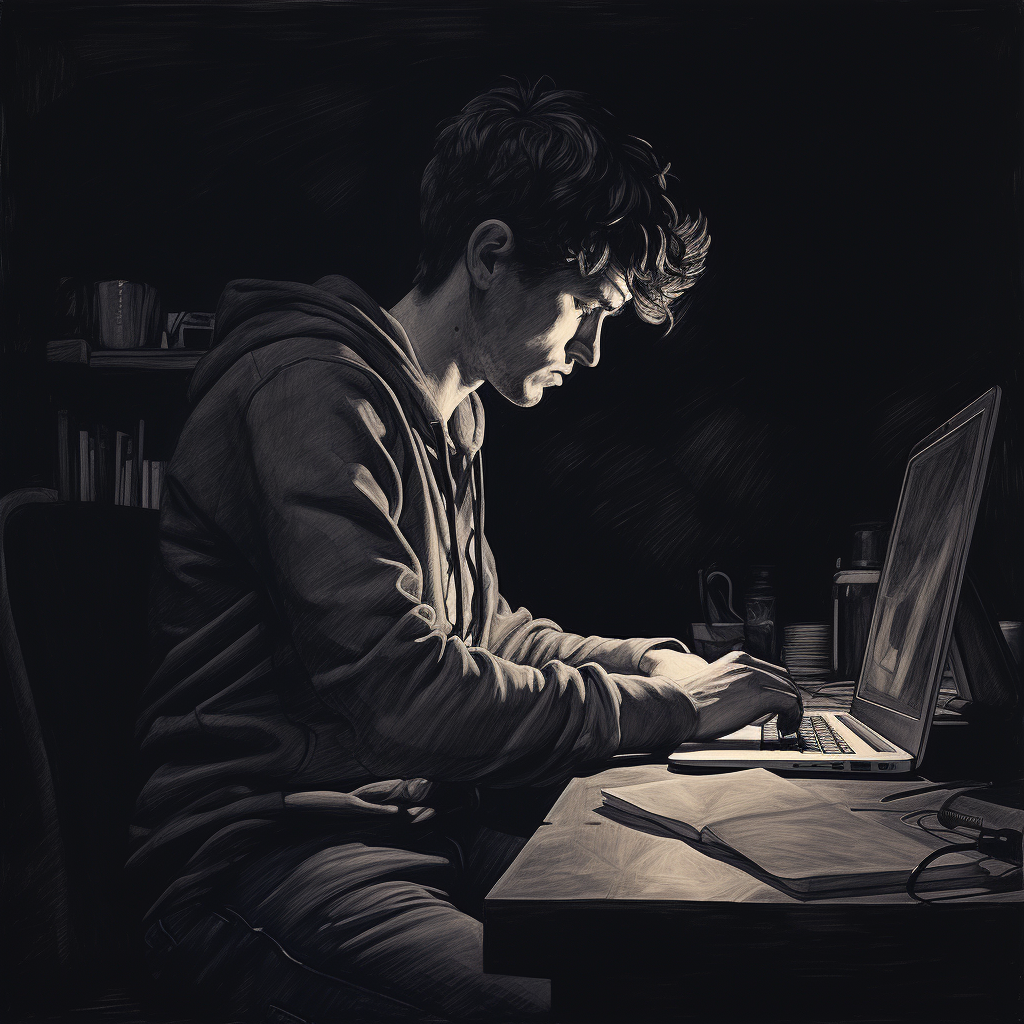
432, 422, 467, 641
471, 451, 485, 645
430, 422, 485, 646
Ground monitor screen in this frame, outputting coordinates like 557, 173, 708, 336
856, 410, 985, 720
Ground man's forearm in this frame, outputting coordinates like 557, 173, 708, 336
612, 672, 698, 753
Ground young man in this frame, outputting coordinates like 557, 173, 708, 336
131, 81, 802, 1022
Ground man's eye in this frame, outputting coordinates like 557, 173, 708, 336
573, 298, 594, 317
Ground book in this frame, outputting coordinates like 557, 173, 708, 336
152, 460, 163, 509
78, 430, 90, 502
96, 424, 113, 503
114, 432, 128, 505
601, 768, 992, 899
134, 419, 145, 506
122, 436, 134, 506
88, 436, 96, 503
142, 460, 150, 509
56, 410, 72, 501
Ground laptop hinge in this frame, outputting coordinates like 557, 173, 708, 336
835, 714, 896, 753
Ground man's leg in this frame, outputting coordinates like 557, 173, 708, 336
144, 828, 550, 1023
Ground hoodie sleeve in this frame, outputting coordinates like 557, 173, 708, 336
486, 583, 690, 676
236, 360, 695, 786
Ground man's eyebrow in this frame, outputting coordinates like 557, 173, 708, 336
599, 297, 628, 315
577, 288, 630, 314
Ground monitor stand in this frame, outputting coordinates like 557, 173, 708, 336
937, 569, 1021, 780
945, 569, 1020, 715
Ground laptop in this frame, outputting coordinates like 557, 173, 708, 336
669, 386, 1002, 774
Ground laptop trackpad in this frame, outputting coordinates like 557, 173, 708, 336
675, 725, 762, 751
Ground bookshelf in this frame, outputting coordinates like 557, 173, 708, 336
46, 339, 204, 371
46, 340, 200, 507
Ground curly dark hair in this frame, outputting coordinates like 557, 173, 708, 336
413, 78, 709, 328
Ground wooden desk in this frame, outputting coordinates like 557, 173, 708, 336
483, 765, 1023, 1023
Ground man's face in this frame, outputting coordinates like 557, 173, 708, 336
476, 263, 632, 407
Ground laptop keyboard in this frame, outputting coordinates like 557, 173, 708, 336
761, 714, 854, 754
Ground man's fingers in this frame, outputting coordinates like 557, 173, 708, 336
284, 790, 400, 815
775, 698, 804, 734
350, 778, 433, 805
344, 795, 402, 815
405, 806, 436, 823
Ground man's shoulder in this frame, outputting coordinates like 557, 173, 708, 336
243, 339, 412, 443
247, 335, 377, 384
186, 336, 404, 438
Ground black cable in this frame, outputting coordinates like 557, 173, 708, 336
852, 793, 1022, 901
901, 810, 967, 843
879, 780, 990, 803
906, 842, 982, 903
903, 791, 1023, 901
850, 805, 976, 842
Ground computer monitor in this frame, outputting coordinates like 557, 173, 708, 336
850, 387, 1001, 760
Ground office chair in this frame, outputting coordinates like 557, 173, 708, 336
0, 488, 187, 1022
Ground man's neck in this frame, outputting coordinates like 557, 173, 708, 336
389, 278, 482, 423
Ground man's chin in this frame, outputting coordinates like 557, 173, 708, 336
498, 381, 545, 407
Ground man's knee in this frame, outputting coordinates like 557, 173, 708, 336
144, 902, 456, 1022
144, 876, 550, 1023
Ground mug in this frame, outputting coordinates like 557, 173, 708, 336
94, 280, 163, 349
690, 622, 746, 661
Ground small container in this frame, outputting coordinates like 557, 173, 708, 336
94, 280, 163, 349
850, 521, 890, 569
833, 568, 881, 679
690, 622, 746, 661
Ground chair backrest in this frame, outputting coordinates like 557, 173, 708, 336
0, 489, 160, 1012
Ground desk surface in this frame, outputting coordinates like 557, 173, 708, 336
488, 764, 1022, 907
483, 764, 1023, 1021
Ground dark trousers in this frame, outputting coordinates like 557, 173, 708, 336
143, 817, 551, 1023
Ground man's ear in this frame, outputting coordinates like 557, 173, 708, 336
466, 220, 514, 289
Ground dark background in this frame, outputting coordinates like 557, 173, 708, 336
1, 0, 1021, 640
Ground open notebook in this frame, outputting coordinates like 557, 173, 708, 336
601, 769, 1002, 899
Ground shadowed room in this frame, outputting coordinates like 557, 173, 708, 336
0, 2, 1020, 1022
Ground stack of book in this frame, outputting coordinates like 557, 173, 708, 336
56, 411, 166, 509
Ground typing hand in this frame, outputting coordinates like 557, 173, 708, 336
676, 650, 803, 741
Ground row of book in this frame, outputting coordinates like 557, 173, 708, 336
56, 411, 166, 509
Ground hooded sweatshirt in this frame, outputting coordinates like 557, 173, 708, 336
130, 275, 697, 919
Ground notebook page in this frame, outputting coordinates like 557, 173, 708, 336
602, 767, 833, 835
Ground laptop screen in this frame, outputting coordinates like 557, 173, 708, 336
852, 389, 998, 757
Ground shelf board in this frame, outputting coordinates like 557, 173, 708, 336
47, 339, 204, 370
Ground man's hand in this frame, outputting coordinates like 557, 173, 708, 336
673, 650, 803, 741
284, 778, 437, 822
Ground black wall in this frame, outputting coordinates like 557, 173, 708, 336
2, 0, 1021, 638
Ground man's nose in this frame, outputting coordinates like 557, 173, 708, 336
567, 318, 602, 368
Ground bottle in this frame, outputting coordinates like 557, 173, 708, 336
744, 566, 777, 661
832, 567, 881, 679
831, 522, 889, 679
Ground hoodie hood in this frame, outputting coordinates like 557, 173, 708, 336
190, 275, 485, 456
